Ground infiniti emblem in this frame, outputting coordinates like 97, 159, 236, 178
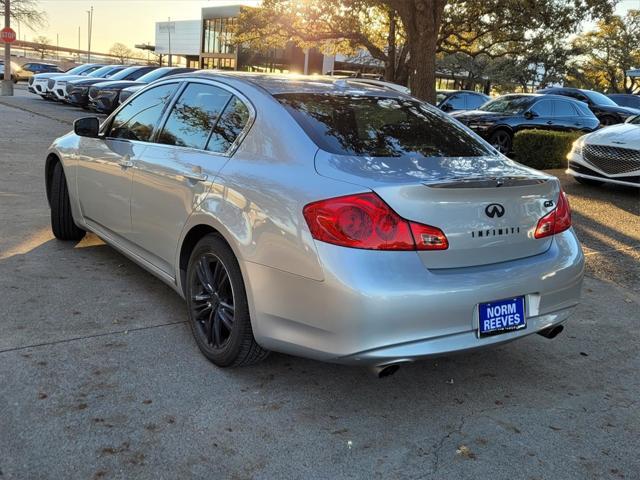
485, 203, 505, 218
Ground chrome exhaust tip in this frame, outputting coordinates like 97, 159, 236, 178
538, 324, 564, 339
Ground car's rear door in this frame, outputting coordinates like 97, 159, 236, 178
76, 82, 180, 239
129, 80, 253, 274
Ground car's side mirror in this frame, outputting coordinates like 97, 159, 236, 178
440, 103, 453, 112
524, 111, 537, 120
74, 117, 100, 138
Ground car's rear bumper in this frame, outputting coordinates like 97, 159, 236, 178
246, 229, 584, 366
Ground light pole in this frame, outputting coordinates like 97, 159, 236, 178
87, 6, 93, 63
2, 0, 13, 96
167, 17, 172, 67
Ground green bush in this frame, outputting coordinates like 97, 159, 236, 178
512, 129, 584, 170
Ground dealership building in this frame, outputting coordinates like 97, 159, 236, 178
154, 4, 379, 74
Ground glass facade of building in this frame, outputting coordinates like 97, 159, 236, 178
203, 17, 237, 55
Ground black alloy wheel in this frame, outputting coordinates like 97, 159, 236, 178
190, 253, 236, 350
186, 234, 269, 367
489, 130, 512, 154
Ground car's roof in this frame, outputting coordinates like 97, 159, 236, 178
173, 71, 409, 96
493, 93, 586, 103
438, 89, 487, 95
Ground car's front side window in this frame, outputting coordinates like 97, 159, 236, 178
531, 100, 553, 116
109, 83, 179, 142
157, 83, 232, 150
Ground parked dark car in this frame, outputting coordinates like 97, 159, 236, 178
86, 65, 158, 113
21, 62, 63, 75
607, 93, 640, 110
437, 90, 490, 112
116, 67, 197, 104
537, 87, 640, 126
451, 93, 600, 153
65, 65, 133, 107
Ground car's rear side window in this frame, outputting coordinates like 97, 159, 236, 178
207, 96, 250, 153
157, 83, 231, 150
276, 93, 493, 157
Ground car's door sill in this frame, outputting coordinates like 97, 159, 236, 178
84, 219, 181, 296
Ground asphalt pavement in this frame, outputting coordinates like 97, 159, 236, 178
0, 93, 638, 480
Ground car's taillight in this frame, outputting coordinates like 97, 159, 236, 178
303, 192, 448, 251
534, 190, 572, 239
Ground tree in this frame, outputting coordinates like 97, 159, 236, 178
568, 10, 640, 93
0, 0, 46, 29
234, 0, 616, 103
109, 43, 133, 63
383, 0, 446, 102
32, 35, 50, 59
234, 0, 441, 101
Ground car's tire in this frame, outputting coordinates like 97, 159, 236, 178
599, 115, 617, 127
50, 162, 85, 241
489, 129, 513, 154
186, 234, 269, 367
575, 176, 604, 187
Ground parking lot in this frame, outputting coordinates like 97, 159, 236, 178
0, 92, 639, 480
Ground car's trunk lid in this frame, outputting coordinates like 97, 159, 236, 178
315, 151, 560, 269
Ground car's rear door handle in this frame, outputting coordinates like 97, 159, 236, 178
119, 157, 134, 168
546, 121, 554, 125
184, 172, 208, 182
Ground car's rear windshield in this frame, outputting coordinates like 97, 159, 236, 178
275, 93, 493, 157
583, 90, 618, 107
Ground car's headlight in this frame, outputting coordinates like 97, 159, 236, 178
570, 137, 585, 157
468, 122, 493, 131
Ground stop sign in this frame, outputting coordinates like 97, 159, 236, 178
0, 27, 17, 44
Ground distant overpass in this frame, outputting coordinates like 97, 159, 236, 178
2, 40, 151, 63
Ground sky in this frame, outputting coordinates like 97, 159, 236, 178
17, 0, 257, 53
13, 0, 640, 54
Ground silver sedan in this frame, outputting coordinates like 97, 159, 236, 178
45, 73, 584, 374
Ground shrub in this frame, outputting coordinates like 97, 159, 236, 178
512, 129, 585, 170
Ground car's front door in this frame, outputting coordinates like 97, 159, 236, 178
130, 81, 252, 274
75, 82, 180, 239
523, 99, 554, 131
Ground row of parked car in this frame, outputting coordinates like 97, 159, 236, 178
28, 63, 195, 113
432, 87, 640, 154
434, 88, 639, 188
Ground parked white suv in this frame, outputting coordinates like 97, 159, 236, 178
30, 63, 102, 98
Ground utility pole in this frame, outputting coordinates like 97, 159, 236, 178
2, 0, 13, 96
56, 33, 59, 60
87, 6, 93, 63
167, 17, 172, 67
